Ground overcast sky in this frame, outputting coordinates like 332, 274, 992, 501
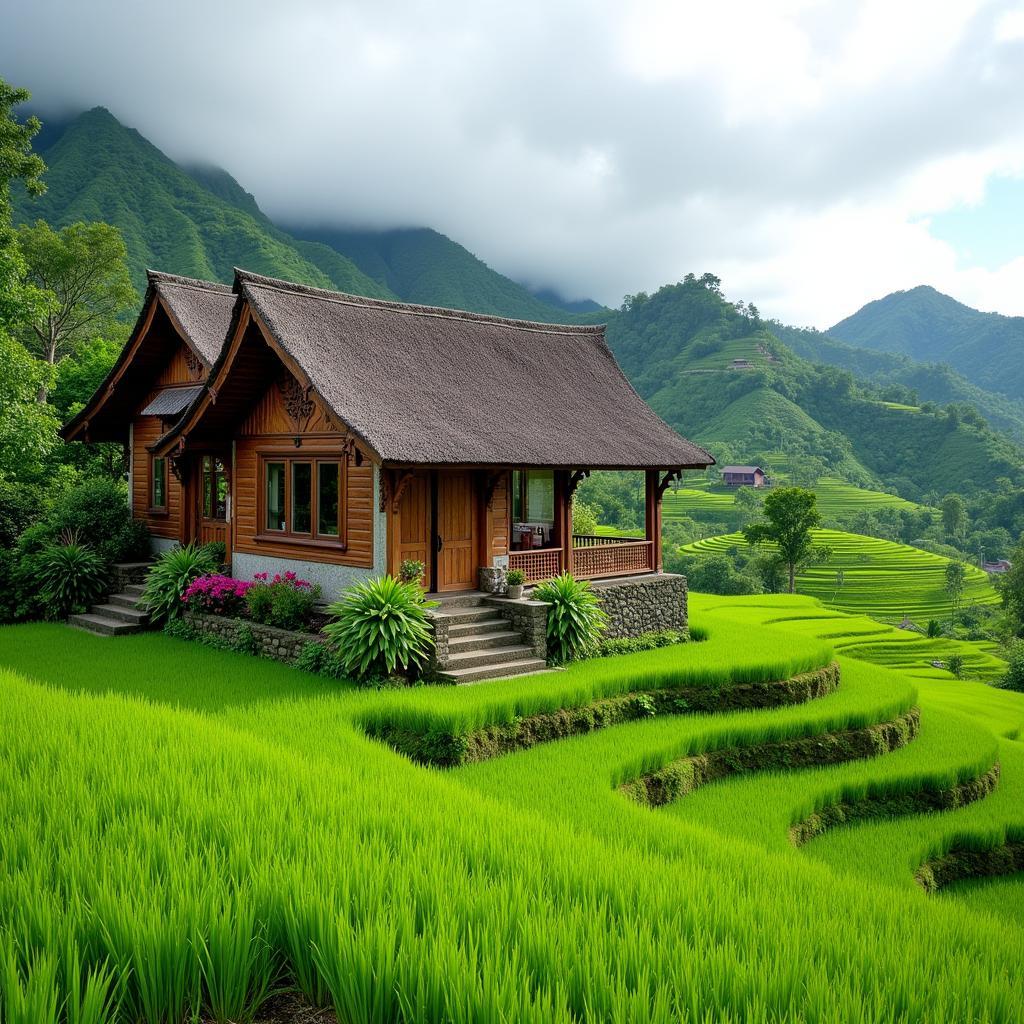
4, 0, 1024, 326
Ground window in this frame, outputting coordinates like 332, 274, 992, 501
151, 457, 167, 510
512, 469, 554, 522
202, 456, 228, 521
261, 456, 344, 543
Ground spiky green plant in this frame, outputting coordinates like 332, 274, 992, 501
533, 572, 608, 663
142, 543, 217, 625
37, 543, 108, 618
323, 575, 437, 680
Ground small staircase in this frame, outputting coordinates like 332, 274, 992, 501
69, 581, 151, 638
431, 593, 547, 683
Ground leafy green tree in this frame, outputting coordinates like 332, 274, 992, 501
16, 220, 136, 373
998, 538, 1024, 635
0, 330, 59, 481
941, 494, 967, 544
732, 486, 763, 527
944, 560, 967, 626
744, 487, 825, 593
572, 500, 601, 537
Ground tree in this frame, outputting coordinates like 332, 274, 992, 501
944, 560, 967, 626
941, 494, 967, 545
16, 221, 136, 378
572, 499, 601, 537
744, 487, 826, 593
732, 485, 763, 527
998, 537, 1024, 635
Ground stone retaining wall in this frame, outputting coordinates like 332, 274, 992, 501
589, 574, 688, 639
185, 612, 321, 665
486, 597, 548, 659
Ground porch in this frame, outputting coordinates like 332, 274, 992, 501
508, 533, 656, 584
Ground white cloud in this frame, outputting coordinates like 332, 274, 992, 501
3, 0, 1024, 324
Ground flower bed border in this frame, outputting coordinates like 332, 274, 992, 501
182, 612, 323, 665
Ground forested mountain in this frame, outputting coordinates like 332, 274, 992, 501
13, 108, 396, 299
286, 225, 595, 322
829, 285, 1024, 401
771, 320, 1024, 440
606, 275, 1024, 500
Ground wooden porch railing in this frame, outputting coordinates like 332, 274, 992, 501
508, 547, 563, 584
571, 534, 642, 548
572, 539, 654, 579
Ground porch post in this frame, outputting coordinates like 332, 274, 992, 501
645, 469, 661, 572
556, 470, 573, 575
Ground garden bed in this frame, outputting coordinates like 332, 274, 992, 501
180, 612, 325, 665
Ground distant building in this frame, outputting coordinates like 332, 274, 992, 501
982, 559, 1012, 574
721, 465, 766, 488
728, 358, 753, 369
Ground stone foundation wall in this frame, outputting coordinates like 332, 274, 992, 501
486, 597, 548, 659
589, 574, 688, 639
185, 612, 321, 665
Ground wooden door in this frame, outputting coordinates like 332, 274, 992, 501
437, 470, 478, 592
394, 471, 432, 583
196, 454, 231, 558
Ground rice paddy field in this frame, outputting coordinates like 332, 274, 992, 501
662, 477, 923, 522
683, 527, 1000, 623
1, 592, 1023, 1024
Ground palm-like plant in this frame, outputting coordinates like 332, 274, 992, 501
532, 572, 608, 663
38, 542, 108, 618
142, 543, 218, 625
323, 575, 436, 680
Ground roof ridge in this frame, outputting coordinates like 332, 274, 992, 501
147, 270, 235, 294
233, 268, 606, 335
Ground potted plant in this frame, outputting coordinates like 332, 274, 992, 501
505, 568, 525, 600
399, 559, 426, 588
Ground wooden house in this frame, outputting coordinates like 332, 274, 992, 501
65, 270, 714, 596
721, 465, 766, 488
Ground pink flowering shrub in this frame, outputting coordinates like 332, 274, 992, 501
246, 571, 322, 631
181, 574, 254, 616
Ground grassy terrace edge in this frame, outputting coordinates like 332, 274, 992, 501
358, 618, 835, 766
373, 661, 843, 766
621, 703, 919, 806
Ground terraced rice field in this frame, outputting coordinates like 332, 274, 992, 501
663, 477, 923, 522
1, 596, 1022, 1023
683, 528, 999, 623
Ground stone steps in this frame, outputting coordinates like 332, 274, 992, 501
91, 603, 150, 625
443, 656, 549, 684
447, 617, 508, 638
68, 612, 143, 637
448, 630, 524, 653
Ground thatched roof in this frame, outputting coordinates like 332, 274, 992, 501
233, 270, 713, 469
61, 272, 236, 442
148, 272, 236, 366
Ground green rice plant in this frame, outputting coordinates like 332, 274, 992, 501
37, 542, 107, 618
141, 543, 218, 625
533, 572, 608, 663
323, 575, 436, 680
62, 947, 120, 1024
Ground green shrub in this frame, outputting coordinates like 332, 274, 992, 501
533, 572, 608, 664
37, 542, 108, 618
46, 478, 150, 564
199, 541, 227, 566
295, 641, 351, 680
946, 653, 966, 679
245, 572, 321, 631
142, 543, 218, 625
505, 568, 526, 587
597, 629, 687, 657
999, 639, 1024, 692
323, 576, 436, 680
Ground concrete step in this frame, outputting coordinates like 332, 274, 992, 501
91, 603, 149, 625
443, 657, 549, 684
447, 617, 509, 638
108, 592, 146, 610
443, 644, 538, 671
123, 583, 147, 597
68, 613, 142, 637
448, 630, 525, 654
429, 591, 488, 609
430, 606, 503, 626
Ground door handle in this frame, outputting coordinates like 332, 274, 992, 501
436, 535, 443, 553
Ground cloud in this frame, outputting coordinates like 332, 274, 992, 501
3, 0, 1024, 325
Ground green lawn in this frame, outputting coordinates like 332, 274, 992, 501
1, 597, 1023, 1023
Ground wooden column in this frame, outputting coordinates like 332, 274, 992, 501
645, 469, 662, 572
554, 470, 573, 575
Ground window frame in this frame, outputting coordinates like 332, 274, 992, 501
200, 455, 229, 522
257, 453, 347, 550
150, 456, 168, 513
